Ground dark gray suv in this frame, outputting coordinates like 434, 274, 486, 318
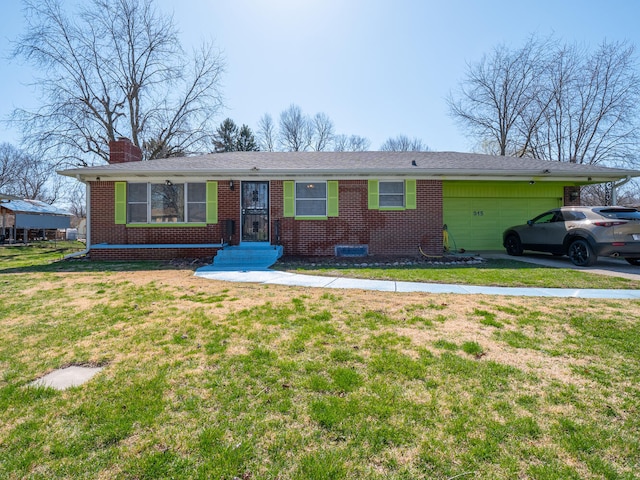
503, 206, 640, 266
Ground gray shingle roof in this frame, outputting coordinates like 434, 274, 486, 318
58, 151, 640, 182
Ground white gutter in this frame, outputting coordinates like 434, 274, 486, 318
63, 180, 90, 260
611, 175, 632, 206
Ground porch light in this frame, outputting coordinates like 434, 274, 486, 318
165, 180, 173, 186
229, 180, 234, 190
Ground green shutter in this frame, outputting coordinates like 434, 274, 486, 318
327, 181, 339, 217
283, 181, 295, 217
405, 179, 416, 209
206, 181, 218, 224
368, 180, 379, 209
115, 182, 127, 224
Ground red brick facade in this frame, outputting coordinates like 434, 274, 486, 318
88, 179, 443, 260
272, 180, 443, 257
563, 186, 581, 206
89, 181, 224, 260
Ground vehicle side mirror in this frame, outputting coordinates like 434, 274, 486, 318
527, 220, 533, 226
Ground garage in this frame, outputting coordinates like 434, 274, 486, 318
443, 181, 565, 251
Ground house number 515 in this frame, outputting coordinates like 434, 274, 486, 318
473, 211, 484, 216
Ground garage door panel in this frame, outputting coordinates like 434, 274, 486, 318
443, 197, 560, 251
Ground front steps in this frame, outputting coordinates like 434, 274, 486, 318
204, 243, 284, 271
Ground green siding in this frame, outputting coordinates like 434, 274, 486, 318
443, 181, 564, 198
114, 182, 127, 225
206, 181, 218, 224
443, 181, 564, 250
327, 181, 339, 217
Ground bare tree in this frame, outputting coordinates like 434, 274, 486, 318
12, 0, 225, 166
448, 36, 551, 156
0, 143, 60, 202
262, 105, 367, 152
532, 41, 640, 165
333, 134, 371, 152
0, 144, 22, 193
257, 113, 276, 152
449, 35, 640, 166
309, 112, 335, 151
278, 104, 311, 151
580, 182, 640, 206
65, 181, 87, 219
142, 137, 186, 159
380, 135, 430, 151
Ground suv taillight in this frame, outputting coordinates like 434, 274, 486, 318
593, 221, 627, 227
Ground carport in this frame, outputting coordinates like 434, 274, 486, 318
0, 198, 72, 243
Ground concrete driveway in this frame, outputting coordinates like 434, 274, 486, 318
483, 252, 640, 281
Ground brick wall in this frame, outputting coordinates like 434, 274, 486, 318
89, 247, 221, 261
90, 179, 444, 260
564, 186, 581, 206
219, 180, 240, 245
272, 180, 443, 257
90, 180, 225, 260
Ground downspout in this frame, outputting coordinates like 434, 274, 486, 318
64, 180, 91, 259
611, 175, 631, 206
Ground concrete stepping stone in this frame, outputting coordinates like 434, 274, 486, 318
30, 365, 103, 390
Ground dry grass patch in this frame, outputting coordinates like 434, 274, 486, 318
1, 256, 639, 479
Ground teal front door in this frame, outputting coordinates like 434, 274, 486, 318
241, 181, 269, 242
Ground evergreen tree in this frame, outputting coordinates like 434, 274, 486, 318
236, 124, 259, 151
213, 119, 259, 152
213, 118, 239, 152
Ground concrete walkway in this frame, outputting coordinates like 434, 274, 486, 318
194, 267, 640, 299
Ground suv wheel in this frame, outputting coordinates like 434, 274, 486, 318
505, 234, 523, 256
625, 258, 640, 266
567, 238, 597, 266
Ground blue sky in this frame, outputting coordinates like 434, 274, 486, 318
2, 0, 640, 153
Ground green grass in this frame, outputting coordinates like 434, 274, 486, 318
0, 241, 86, 269
276, 258, 640, 289
1, 247, 640, 478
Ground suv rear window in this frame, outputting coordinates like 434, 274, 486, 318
598, 208, 640, 220
563, 211, 587, 221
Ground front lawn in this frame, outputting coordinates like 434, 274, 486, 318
1, 247, 639, 479
276, 257, 640, 289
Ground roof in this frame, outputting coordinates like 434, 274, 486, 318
0, 193, 22, 201
58, 151, 640, 183
0, 198, 72, 216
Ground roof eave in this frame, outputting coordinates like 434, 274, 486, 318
58, 166, 639, 183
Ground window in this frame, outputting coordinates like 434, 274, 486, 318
187, 183, 207, 222
379, 181, 405, 208
126, 183, 206, 223
532, 211, 557, 224
127, 183, 148, 223
296, 182, 327, 217
563, 211, 587, 221
599, 208, 640, 220
283, 181, 338, 219
368, 180, 416, 210
151, 183, 184, 222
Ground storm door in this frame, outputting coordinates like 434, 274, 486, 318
241, 181, 269, 242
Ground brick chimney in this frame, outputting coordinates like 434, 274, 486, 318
108, 137, 143, 164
